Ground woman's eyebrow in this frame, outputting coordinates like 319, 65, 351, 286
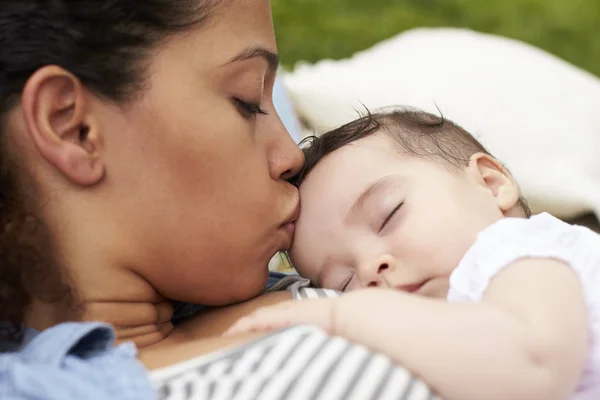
223, 46, 280, 73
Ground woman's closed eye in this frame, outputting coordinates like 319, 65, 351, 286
234, 98, 268, 119
378, 202, 403, 232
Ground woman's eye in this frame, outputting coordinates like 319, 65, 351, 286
234, 98, 268, 118
378, 202, 403, 232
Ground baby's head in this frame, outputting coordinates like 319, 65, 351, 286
289, 109, 530, 297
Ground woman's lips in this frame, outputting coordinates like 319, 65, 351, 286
282, 198, 301, 226
278, 200, 299, 248
282, 221, 296, 236
278, 222, 296, 249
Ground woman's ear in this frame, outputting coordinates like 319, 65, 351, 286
20, 65, 105, 186
467, 152, 520, 213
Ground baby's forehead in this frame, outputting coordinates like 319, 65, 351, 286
299, 135, 409, 194
297, 151, 362, 209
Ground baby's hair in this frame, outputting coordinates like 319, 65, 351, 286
291, 108, 531, 217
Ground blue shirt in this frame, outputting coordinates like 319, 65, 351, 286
0, 322, 154, 399
0, 272, 291, 399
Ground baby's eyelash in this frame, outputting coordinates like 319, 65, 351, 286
341, 274, 354, 292
379, 202, 404, 232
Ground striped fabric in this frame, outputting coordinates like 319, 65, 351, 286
151, 325, 438, 400
151, 275, 440, 400
265, 274, 341, 300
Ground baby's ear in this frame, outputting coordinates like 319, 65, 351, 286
467, 153, 520, 213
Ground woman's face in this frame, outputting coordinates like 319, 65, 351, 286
99, 0, 303, 305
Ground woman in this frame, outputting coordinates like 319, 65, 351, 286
0, 1, 438, 399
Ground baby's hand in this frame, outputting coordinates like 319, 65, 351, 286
224, 298, 337, 336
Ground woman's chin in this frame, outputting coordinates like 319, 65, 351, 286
201, 267, 270, 306
230, 269, 271, 303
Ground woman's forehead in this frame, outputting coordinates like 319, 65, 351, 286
148, 0, 276, 72
204, 0, 277, 54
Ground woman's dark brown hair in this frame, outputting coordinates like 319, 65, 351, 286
0, 0, 217, 348
291, 108, 531, 216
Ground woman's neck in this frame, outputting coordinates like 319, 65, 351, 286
139, 291, 293, 369
23, 192, 179, 348
26, 266, 175, 349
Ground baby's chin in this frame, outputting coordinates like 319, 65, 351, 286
417, 277, 450, 299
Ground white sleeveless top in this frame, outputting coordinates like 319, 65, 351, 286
448, 213, 600, 399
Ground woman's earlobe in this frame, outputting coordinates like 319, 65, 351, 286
20, 65, 105, 186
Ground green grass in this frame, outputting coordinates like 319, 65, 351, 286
271, 0, 600, 76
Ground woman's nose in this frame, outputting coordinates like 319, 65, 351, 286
359, 254, 397, 288
267, 118, 305, 181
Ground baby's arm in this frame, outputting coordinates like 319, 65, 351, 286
227, 258, 588, 400
336, 258, 588, 400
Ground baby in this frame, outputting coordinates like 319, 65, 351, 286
227, 109, 600, 400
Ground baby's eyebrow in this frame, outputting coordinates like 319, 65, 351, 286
345, 175, 395, 222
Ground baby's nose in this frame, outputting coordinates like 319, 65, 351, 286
362, 254, 397, 288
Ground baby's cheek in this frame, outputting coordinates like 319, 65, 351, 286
288, 256, 314, 281
420, 277, 451, 299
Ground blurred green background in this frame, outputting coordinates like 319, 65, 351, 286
271, 0, 600, 76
